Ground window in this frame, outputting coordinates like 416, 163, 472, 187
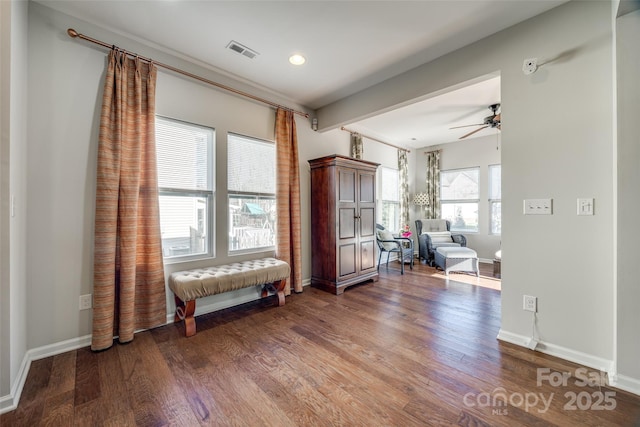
156, 117, 214, 260
489, 164, 501, 235
379, 166, 400, 232
228, 133, 276, 252
440, 167, 479, 232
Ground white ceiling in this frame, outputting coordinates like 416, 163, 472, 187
345, 75, 502, 148
38, 0, 567, 148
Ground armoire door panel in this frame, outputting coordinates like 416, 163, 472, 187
360, 240, 375, 271
339, 243, 357, 277
359, 207, 375, 237
339, 208, 356, 239
338, 169, 356, 202
359, 172, 375, 203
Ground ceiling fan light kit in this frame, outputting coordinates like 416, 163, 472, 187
450, 103, 501, 140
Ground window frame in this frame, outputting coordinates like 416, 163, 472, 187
227, 133, 276, 255
440, 166, 480, 233
156, 116, 215, 263
489, 164, 501, 235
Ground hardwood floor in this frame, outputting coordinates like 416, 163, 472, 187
3, 262, 639, 426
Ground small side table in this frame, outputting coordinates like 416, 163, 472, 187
493, 250, 502, 278
397, 232, 414, 264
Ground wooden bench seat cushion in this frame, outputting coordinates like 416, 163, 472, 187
169, 257, 290, 302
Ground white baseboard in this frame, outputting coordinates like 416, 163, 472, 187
2, 279, 316, 414
0, 334, 92, 414
609, 373, 640, 396
0, 354, 29, 414
28, 335, 92, 361
497, 329, 616, 380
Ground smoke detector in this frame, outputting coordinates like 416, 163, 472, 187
523, 58, 538, 75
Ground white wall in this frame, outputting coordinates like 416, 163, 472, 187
616, 8, 640, 390
0, 0, 12, 399
9, 0, 28, 396
319, 1, 618, 374
416, 134, 502, 261
0, 0, 29, 407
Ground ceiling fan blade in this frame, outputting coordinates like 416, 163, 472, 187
449, 123, 485, 130
494, 113, 501, 122
459, 126, 488, 139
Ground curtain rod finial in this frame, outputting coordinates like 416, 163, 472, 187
67, 28, 79, 38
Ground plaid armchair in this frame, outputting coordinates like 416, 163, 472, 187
415, 219, 467, 266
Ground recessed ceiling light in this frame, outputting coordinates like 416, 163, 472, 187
289, 54, 306, 65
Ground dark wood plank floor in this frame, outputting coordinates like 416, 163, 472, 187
3, 262, 640, 426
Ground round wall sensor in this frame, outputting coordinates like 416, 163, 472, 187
523, 58, 538, 75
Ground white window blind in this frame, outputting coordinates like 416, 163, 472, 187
228, 133, 276, 252
156, 117, 214, 260
156, 119, 211, 191
440, 167, 479, 232
489, 164, 501, 235
227, 134, 275, 194
379, 167, 400, 232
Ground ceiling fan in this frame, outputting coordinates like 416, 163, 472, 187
450, 103, 501, 139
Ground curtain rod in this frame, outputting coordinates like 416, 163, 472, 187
67, 28, 309, 119
340, 126, 410, 153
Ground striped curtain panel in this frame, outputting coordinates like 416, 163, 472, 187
92, 50, 166, 351
350, 133, 363, 159
398, 150, 410, 228
275, 109, 303, 294
425, 150, 442, 219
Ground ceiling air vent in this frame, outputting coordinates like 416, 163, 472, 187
226, 40, 259, 59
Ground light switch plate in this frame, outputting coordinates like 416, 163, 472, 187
523, 198, 552, 215
577, 198, 594, 215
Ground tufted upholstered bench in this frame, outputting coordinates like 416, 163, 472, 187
169, 258, 290, 337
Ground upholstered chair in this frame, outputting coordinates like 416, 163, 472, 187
375, 224, 414, 274
415, 219, 467, 266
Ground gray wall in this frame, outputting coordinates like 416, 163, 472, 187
3, 0, 640, 408
319, 0, 617, 371
0, 0, 28, 401
616, 7, 640, 388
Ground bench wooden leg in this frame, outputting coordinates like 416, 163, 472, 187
261, 280, 287, 307
174, 295, 196, 337
274, 279, 286, 307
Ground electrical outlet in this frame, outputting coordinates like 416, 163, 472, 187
79, 294, 92, 310
523, 295, 537, 312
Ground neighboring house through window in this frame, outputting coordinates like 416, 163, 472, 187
228, 133, 276, 252
440, 167, 479, 232
156, 116, 215, 260
489, 164, 501, 235
380, 166, 400, 232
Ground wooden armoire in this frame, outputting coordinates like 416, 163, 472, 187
308, 155, 379, 294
